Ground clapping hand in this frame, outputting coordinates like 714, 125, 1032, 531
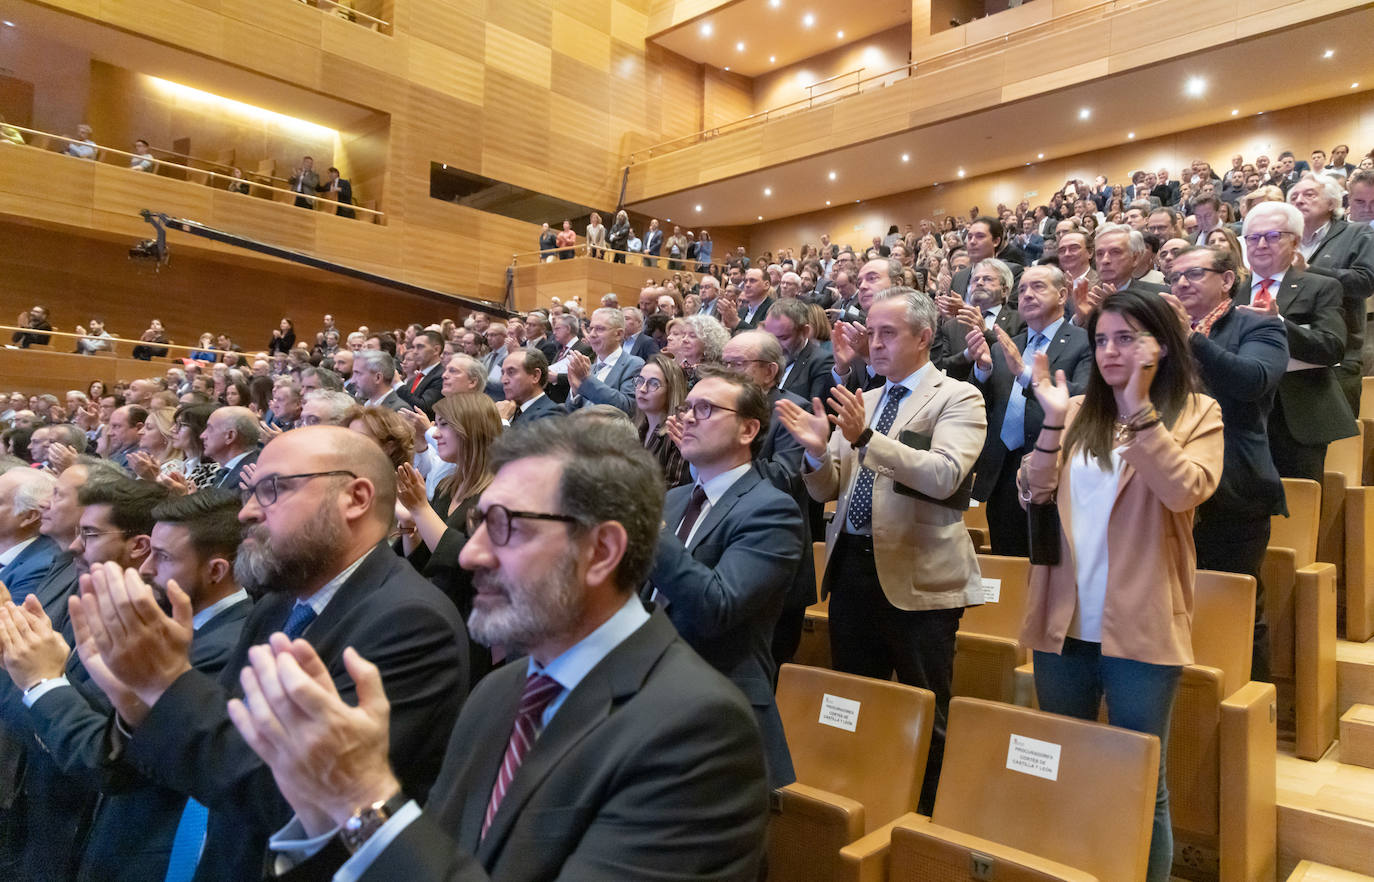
396, 407, 432, 447
1122, 332, 1160, 415
1159, 292, 1193, 336
127, 451, 161, 482
566, 351, 591, 389
47, 442, 80, 474
1074, 283, 1109, 325
936, 293, 964, 319
1029, 350, 1070, 428
965, 325, 993, 372
717, 299, 739, 330
0, 597, 70, 691
395, 463, 429, 513
826, 385, 868, 445
775, 396, 832, 459
495, 400, 517, 422
993, 325, 1026, 377
157, 470, 193, 496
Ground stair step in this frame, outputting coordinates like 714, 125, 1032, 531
1338, 639, 1374, 716
1278, 745, 1374, 876
1340, 705, 1374, 768
1288, 860, 1374, 880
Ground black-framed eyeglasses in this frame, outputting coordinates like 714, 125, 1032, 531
720, 358, 770, 371
466, 504, 579, 546
242, 470, 357, 507
75, 527, 127, 545
1243, 230, 1293, 247
1164, 266, 1226, 286
631, 375, 662, 391
674, 400, 739, 422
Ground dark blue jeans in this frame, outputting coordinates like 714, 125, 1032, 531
1033, 638, 1182, 882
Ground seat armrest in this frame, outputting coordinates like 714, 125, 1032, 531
1013, 660, 1036, 708
1294, 562, 1338, 760
890, 822, 1100, 882
1219, 681, 1278, 882
837, 812, 927, 882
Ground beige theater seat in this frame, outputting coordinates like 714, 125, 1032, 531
769, 664, 934, 882
838, 697, 1160, 882
951, 554, 1031, 703
793, 543, 832, 670
1326, 421, 1374, 643
963, 503, 990, 552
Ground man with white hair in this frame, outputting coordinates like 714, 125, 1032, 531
696, 276, 722, 317
352, 350, 406, 410
621, 306, 658, 360
300, 389, 359, 426
778, 271, 804, 300
0, 468, 60, 600
1288, 172, 1374, 415
1242, 200, 1356, 481
567, 307, 644, 414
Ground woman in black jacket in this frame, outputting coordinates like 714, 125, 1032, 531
267, 317, 295, 354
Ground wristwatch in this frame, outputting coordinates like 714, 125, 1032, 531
340, 791, 408, 854
851, 427, 873, 450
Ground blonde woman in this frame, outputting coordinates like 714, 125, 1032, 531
128, 407, 186, 480
586, 211, 608, 260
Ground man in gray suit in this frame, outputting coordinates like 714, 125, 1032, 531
352, 350, 407, 411
234, 419, 770, 880
648, 368, 802, 790
288, 156, 319, 209
565, 307, 643, 415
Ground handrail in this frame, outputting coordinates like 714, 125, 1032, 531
1, 324, 223, 358
509, 242, 716, 272
147, 145, 291, 187
299, 0, 392, 33
807, 66, 865, 89
3, 125, 386, 223
627, 0, 1159, 164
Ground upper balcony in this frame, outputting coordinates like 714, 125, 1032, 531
625, 0, 1374, 223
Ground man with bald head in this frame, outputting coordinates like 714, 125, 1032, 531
70, 426, 470, 882
203, 406, 262, 491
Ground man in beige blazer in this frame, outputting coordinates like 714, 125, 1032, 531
778, 285, 986, 814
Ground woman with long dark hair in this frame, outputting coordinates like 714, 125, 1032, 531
1020, 290, 1223, 882
632, 354, 690, 488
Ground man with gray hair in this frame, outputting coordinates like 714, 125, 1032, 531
778, 285, 986, 814
1071, 223, 1168, 325
935, 256, 1024, 380
299, 366, 344, 395
353, 349, 406, 410
202, 407, 261, 490
764, 297, 834, 403
0, 468, 61, 600
778, 271, 803, 300
621, 307, 658, 360
567, 307, 644, 414
301, 389, 359, 426
696, 275, 723, 318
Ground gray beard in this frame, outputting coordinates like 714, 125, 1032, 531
467, 545, 584, 653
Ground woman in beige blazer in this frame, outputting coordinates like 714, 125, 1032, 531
1020, 289, 1223, 882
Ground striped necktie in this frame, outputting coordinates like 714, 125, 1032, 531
481, 673, 562, 839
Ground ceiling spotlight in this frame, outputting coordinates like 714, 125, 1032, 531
825, 200, 831, 205
736, 41, 745, 51
1184, 76, 1207, 96
854, 199, 860, 203
1037, 152, 1045, 159
769, 55, 776, 63
957, 169, 966, 178
802, 12, 815, 27
694, 204, 703, 212
828, 171, 837, 181
770, 0, 781, 7
1323, 49, 1335, 58
723, 66, 730, 71
1231, 108, 1239, 115
757, 215, 764, 221
1354, 82, 1362, 89
1078, 108, 1091, 120
763, 187, 772, 196
837, 30, 844, 39
901, 153, 910, 162
700, 22, 712, 37
2, 20, 14, 27
1127, 132, 1135, 139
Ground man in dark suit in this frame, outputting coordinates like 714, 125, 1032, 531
620, 306, 659, 360
1169, 245, 1288, 682
11, 306, 52, 348
648, 369, 801, 790
566, 308, 644, 414
499, 348, 565, 426
1152, 167, 1182, 207
67, 428, 470, 882
951, 217, 1025, 305
202, 407, 261, 492
352, 350, 408, 411
722, 267, 774, 334
934, 257, 1026, 380
544, 314, 595, 404
1241, 202, 1357, 481
1288, 174, 1374, 415
1016, 216, 1045, 263
765, 297, 835, 403
398, 331, 446, 417
1069, 224, 1169, 325
0, 470, 61, 601
318, 167, 355, 219
643, 218, 663, 268
967, 265, 1092, 556
5, 490, 253, 882
229, 419, 769, 880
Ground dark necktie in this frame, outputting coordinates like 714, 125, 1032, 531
675, 484, 709, 543
281, 601, 317, 639
848, 386, 909, 531
481, 672, 562, 839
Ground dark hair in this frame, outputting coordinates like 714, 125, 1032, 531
513, 347, 550, 388
1193, 195, 1222, 211
248, 376, 274, 413
151, 488, 243, 562
692, 365, 771, 457
225, 376, 252, 407
418, 330, 444, 349
174, 402, 217, 459
368, 333, 398, 357
971, 215, 1005, 246
1176, 245, 1240, 298
489, 419, 665, 593
124, 405, 149, 427
78, 477, 169, 536
6, 427, 32, 461
1064, 290, 1198, 469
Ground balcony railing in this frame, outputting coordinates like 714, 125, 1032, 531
510, 242, 716, 274
294, 0, 392, 35
1, 125, 386, 223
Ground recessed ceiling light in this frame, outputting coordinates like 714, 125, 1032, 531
1231, 108, 1239, 115
1037, 152, 1045, 159
1025, 162, 1031, 166
763, 187, 772, 196
665, 218, 672, 222
828, 171, 837, 181
2, 20, 14, 27
723, 66, 730, 71
757, 215, 764, 221
694, 204, 703, 212
837, 30, 844, 39
802, 12, 815, 27
1257, 110, 1264, 115
957, 169, 966, 178
700, 22, 712, 37
854, 199, 860, 203
1323, 49, 1335, 58
1127, 132, 1135, 139
825, 200, 831, 205
736, 41, 745, 51
770, 0, 781, 7
1078, 108, 1091, 120
901, 153, 910, 162
1354, 82, 1362, 89
769, 55, 776, 63
1185, 76, 1207, 96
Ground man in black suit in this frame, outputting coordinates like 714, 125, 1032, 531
1241, 202, 1357, 481
318, 167, 355, 219
352, 350, 408, 411
648, 369, 801, 789
722, 267, 774, 334
1168, 245, 1288, 682
643, 218, 663, 268
11, 306, 52, 348
232, 419, 769, 880
967, 265, 1092, 556
398, 331, 446, 418
1288, 174, 1374, 415
498, 348, 564, 426
1069, 224, 1169, 325
67, 428, 470, 882
765, 297, 835, 403
202, 407, 261, 492
4, 490, 253, 882
951, 217, 1024, 305
620, 306, 659, 360
523, 313, 559, 362
934, 258, 1025, 380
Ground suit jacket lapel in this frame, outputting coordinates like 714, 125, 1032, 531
1279, 268, 1302, 315
889, 367, 943, 432
686, 468, 757, 551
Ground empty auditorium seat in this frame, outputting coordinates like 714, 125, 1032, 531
951, 554, 1031, 703
838, 697, 1160, 882
1265, 478, 1339, 760
770, 664, 934, 882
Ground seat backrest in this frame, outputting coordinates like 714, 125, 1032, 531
1326, 422, 1365, 485
776, 664, 934, 833
961, 554, 1031, 639
1271, 478, 1321, 566
933, 697, 1159, 882
1362, 378, 1374, 420
1190, 569, 1256, 695
964, 501, 989, 533
813, 540, 826, 591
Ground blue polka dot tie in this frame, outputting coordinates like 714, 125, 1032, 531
848, 385, 909, 531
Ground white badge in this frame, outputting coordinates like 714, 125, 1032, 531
1006, 733, 1061, 781
982, 578, 1001, 604
818, 693, 861, 732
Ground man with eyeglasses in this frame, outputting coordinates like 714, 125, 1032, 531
1241, 201, 1355, 481
1164, 245, 1288, 681
65, 427, 469, 882
646, 368, 801, 790
565, 307, 643, 415
223, 419, 769, 879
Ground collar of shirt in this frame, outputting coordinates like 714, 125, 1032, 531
594, 347, 622, 374
1302, 221, 1331, 250
696, 461, 753, 509
1030, 316, 1066, 347
982, 304, 1001, 328
873, 362, 934, 423
193, 588, 250, 631
527, 592, 651, 727
621, 334, 638, 352
1251, 275, 1284, 301
519, 392, 547, 413
365, 391, 392, 407
0, 536, 37, 568
298, 545, 375, 617
222, 449, 252, 471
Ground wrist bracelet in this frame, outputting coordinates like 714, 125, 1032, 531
1131, 418, 1162, 434
1034, 444, 1061, 454
1040, 424, 1065, 431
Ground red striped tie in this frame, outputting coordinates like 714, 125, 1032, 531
481, 673, 562, 839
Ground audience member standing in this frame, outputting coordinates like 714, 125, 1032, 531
608, 209, 630, 262
318, 167, 355, 219
556, 220, 576, 260
288, 156, 319, 209
585, 212, 607, 259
